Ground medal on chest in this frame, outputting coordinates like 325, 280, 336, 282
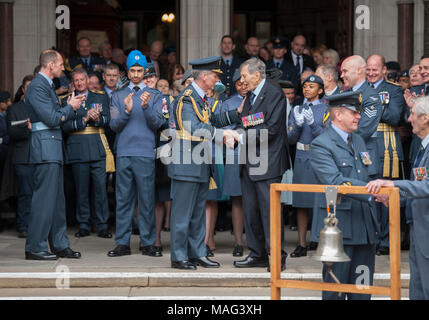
360, 152, 372, 166
413, 167, 427, 181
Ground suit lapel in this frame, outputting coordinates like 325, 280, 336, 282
249, 81, 267, 112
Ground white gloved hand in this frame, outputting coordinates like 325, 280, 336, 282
302, 107, 314, 125
293, 106, 304, 127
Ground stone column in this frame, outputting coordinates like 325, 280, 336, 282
354, 0, 398, 62
180, 0, 230, 69
13, 0, 57, 93
0, 0, 14, 95
397, 1, 414, 70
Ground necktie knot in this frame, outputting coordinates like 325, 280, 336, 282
226, 60, 230, 66
250, 92, 256, 105
133, 86, 140, 92
347, 134, 353, 152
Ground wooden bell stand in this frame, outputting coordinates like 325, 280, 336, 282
269, 184, 401, 300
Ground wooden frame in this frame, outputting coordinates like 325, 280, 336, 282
270, 184, 401, 300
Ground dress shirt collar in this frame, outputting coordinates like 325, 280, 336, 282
326, 86, 339, 96
422, 134, 429, 150
273, 58, 283, 65
352, 80, 366, 92
222, 56, 233, 65
191, 81, 206, 100
252, 78, 266, 101
38, 72, 53, 87
128, 81, 146, 92
370, 78, 384, 89
331, 123, 350, 144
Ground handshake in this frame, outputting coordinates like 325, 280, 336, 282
222, 129, 240, 149
293, 106, 314, 126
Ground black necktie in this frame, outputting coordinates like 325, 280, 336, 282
347, 134, 354, 154
425, 86, 429, 96
249, 92, 256, 106
83, 58, 89, 69
308, 103, 313, 107
226, 60, 230, 67
370, 83, 375, 89
276, 62, 280, 68
295, 56, 301, 73
133, 86, 140, 92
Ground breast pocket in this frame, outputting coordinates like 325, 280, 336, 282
335, 157, 354, 177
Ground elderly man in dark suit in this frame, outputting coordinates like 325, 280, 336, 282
311, 91, 379, 300
25, 49, 85, 260
367, 96, 429, 300
233, 57, 290, 271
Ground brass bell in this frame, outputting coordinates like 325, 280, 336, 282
312, 214, 351, 264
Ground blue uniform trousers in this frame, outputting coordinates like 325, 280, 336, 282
114, 156, 155, 246
170, 179, 208, 262
71, 160, 109, 232
322, 244, 376, 300
25, 163, 70, 253
377, 203, 390, 248
14, 164, 34, 233
409, 224, 429, 300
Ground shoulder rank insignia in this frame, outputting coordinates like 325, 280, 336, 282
378, 91, 390, 105
358, 93, 363, 104
183, 89, 193, 97
91, 89, 106, 95
323, 111, 330, 125
386, 80, 401, 87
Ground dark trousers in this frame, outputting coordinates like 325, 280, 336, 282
14, 164, 34, 232
25, 163, 69, 253
114, 156, 155, 246
241, 170, 284, 258
72, 160, 109, 232
322, 244, 376, 300
170, 179, 208, 262
409, 224, 429, 300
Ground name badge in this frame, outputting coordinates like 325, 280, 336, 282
379, 91, 390, 105
360, 152, 372, 166
413, 167, 427, 181
242, 112, 264, 128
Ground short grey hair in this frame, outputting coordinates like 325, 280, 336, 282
240, 57, 266, 79
39, 50, 59, 68
414, 96, 429, 117
192, 70, 212, 81
323, 49, 340, 66
104, 63, 119, 73
317, 64, 338, 82
71, 68, 88, 79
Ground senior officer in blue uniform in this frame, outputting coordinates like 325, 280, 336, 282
310, 91, 379, 300
108, 50, 165, 258
169, 56, 242, 270
340, 55, 384, 178
60, 68, 113, 239
367, 96, 429, 299
265, 36, 300, 88
366, 54, 406, 255
25, 49, 85, 260
287, 75, 328, 258
65, 37, 106, 78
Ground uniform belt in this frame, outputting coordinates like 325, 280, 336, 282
296, 142, 310, 151
70, 126, 115, 173
31, 122, 60, 132
377, 123, 398, 132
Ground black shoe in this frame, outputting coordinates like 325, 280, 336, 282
154, 246, 163, 252
290, 226, 298, 231
189, 256, 220, 268
232, 245, 244, 257
56, 247, 81, 259
132, 228, 139, 235
98, 230, 112, 238
171, 260, 197, 270
74, 229, 90, 238
141, 245, 162, 257
401, 241, 410, 251
290, 245, 307, 258
206, 245, 214, 257
18, 230, 27, 238
376, 246, 389, 256
268, 255, 287, 272
307, 242, 318, 251
162, 227, 170, 232
107, 245, 131, 257
234, 255, 268, 268
25, 251, 58, 260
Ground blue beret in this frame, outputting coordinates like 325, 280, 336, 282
126, 50, 148, 71
327, 91, 364, 113
0, 91, 11, 102
143, 62, 157, 78
303, 75, 324, 88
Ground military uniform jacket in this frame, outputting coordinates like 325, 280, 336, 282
168, 84, 240, 183
265, 59, 300, 87
310, 126, 379, 245
395, 142, 429, 258
65, 55, 106, 78
26, 73, 75, 165
220, 57, 242, 97
346, 82, 384, 176
6, 100, 32, 164
237, 79, 290, 181
60, 90, 110, 164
